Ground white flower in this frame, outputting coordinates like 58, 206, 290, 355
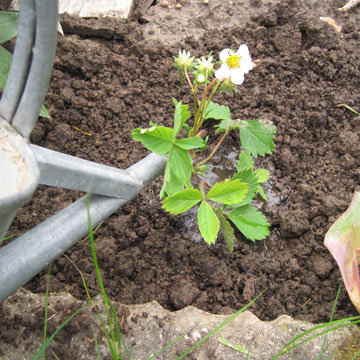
174, 50, 195, 71
196, 55, 214, 75
215, 44, 253, 85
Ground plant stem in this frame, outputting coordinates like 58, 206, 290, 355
184, 65, 194, 92
206, 77, 219, 92
192, 83, 199, 125
196, 131, 228, 167
192, 91, 207, 136
191, 78, 220, 137
199, 180, 206, 199
196, 129, 206, 137
203, 80, 221, 116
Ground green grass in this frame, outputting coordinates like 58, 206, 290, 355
216, 279, 360, 359
0, 233, 17, 244
337, 103, 360, 116
271, 279, 360, 360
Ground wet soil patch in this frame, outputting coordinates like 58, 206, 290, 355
3, 0, 360, 324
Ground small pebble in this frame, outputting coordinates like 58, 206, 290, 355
160, 1, 170, 7
175, 3, 182, 8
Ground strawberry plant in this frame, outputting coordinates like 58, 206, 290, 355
132, 46, 276, 249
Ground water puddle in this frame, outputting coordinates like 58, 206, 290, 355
180, 147, 281, 244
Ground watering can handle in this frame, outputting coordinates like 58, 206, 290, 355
0, 0, 58, 140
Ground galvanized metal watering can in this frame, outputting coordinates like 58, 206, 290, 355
0, 0, 166, 302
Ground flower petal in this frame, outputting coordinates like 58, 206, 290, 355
215, 64, 230, 80
242, 58, 254, 73
236, 45, 253, 73
219, 48, 231, 63
237, 44, 250, 57
230, 69, 245, 85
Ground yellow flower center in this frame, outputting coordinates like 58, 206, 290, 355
226, 54, 241, 70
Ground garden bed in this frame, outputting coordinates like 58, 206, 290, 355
2, 0, 360, 337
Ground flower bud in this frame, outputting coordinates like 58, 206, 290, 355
173, 50, 195, 72
196, 73, 206, 84
219, 78, 236, 93
196, 55, 214, 77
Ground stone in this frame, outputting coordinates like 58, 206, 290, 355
1, 289, 358, 359
11, 0, 136, 19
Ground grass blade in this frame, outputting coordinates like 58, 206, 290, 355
148, 329, 194, 359
51, 351, 60, 360
352, 349, 360, 360
218, 334, 254, 357
42, 266, 52, 360
337, 104, 360, 116
177, 288, 266, 359
272, 318, 360, 359
0, 233, 17, 244
63, 254, 119, 357
91, 327, 103, 360
86, 193, 118, 359
63, 254, 93, 303
109, 301, 134, 359
30, 301, 90, 360
317, 280, 343, 359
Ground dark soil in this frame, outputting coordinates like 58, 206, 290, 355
2, 0, 360, 326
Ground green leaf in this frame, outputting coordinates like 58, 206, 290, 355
254, 169, 269, 183
173, 99, 190, 138
183, 123, 193, 137
217, 210, 235, 252
132, 126, 174, 155
169, 144, 193, 184
0, 45, 12, 89
237, 151, 254, 170
239, 119, 276, 157
174, 136, 204, 150
198, 201, 220, 245
160, 162, 186, 198
218, 336, 251, 355
229, 204, 270, 241
39, 105, 50, 118
195, 165, 210, 176
162, 188, 202, 214
215, 118, 243, 134
203, 101, 231, 121
206, 179, 248, 205
161, 144, 193, 197
257, 184, 268, 201
0, 12, 18, 43
232, 169, 258, 207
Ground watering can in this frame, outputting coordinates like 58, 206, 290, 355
0, 0, 166, 302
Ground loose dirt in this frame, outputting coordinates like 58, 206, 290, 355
2, 0, 360, 335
